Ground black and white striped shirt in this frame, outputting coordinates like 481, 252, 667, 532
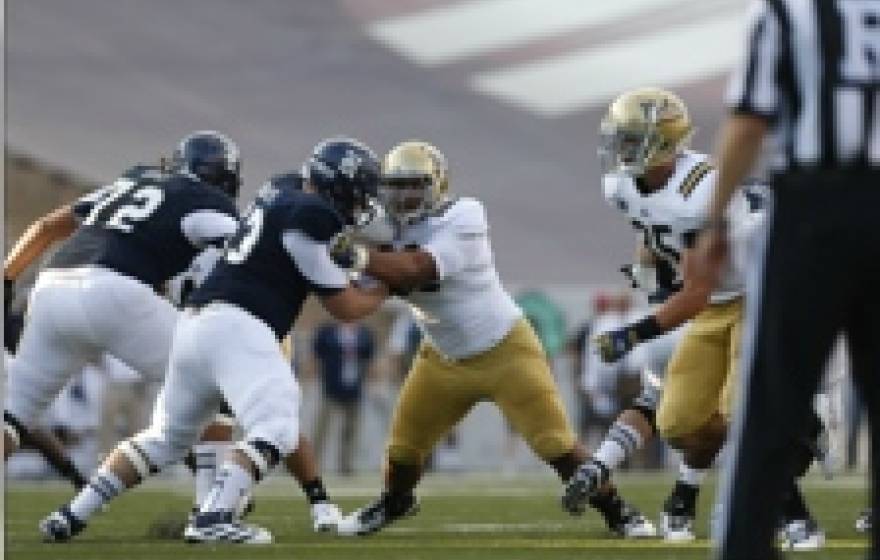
727, 0, 880, 171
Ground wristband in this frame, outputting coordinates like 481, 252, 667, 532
631, 315, 666, 343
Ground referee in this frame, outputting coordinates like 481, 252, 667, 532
695, 1, 880, 558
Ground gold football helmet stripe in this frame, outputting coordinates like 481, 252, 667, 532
678, 161, 714, 199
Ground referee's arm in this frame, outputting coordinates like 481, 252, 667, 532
696, 0, 779, 279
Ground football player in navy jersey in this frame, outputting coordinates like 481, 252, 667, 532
4, 131, 241, 466
41, 138, 389, 545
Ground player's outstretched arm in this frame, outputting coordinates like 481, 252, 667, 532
4, 204, 78, 281
594, 247, 711, 364
320, 283, 389, 322
365, 248, 438, 293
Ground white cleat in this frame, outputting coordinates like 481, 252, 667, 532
183, 511, 272, 545
780, 519, 825, 551
336, 493, 419, 537
618, 508, 657, 538
311, 501, 342, 533
855, 509, 872, 533
661, 511, 696, 542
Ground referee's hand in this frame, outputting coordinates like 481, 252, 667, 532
692, 224, 727, 291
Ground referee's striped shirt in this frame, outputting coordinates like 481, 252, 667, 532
727, 0, 880, 170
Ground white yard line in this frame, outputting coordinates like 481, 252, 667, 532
367, 0, 684, 65
470, 12, 746, 116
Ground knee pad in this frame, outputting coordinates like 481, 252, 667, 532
118, 439, 161, 481
4, 411, 25, 449
235, 439, 280, 481
129, 423, 198, 476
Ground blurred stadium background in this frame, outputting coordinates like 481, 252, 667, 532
4, 0, 870, 557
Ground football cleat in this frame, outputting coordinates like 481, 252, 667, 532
661, 495, 696, 542
336, 492, 419, 536
613, 503, 658, 538
311, 501, 342, 533
780, 519, 825, 551
562, 460, 609, 516
183, 510, 272, 545
39, 506, 86, 543
855, 508, 873, 533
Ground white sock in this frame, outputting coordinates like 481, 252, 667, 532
69, 469, 125, 521
677, 463, 707, 487
193, 443, 231, 508
199, 461, 254, 514
593, 421, 645, 471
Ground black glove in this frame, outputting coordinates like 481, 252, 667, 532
593, 327, 637, 363
594, 316, 665, 363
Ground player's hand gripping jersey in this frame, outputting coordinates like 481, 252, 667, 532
389, 197, 522, 359
603, 150, 765, 303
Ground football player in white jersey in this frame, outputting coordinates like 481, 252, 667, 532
333, 140, 605, 537
561, 88, 824, 548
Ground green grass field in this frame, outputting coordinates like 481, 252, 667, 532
4, 472, 870, 560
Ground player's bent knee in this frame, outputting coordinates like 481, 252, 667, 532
235, 439, 281, 481
530, 431, 576, 463
656, 407, 705, 444
4, 411, 26, 451
129, 424, 199, 474
243, 415, 299, 458
118, 439, 162, 480
387, 442, 427, 467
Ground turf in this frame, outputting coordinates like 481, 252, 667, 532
4, 472, 870, 560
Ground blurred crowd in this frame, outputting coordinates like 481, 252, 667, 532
4, 287, 868, 479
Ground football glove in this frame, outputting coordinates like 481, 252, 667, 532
594, 327, 638, 363
329, 234, 369, 273
594, 316, 665, 363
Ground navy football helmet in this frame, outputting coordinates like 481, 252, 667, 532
302, 137, 380, 226
173, 130, 241, 198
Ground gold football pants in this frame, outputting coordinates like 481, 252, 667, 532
657, 297, 743, 441
387, 318, 576, 466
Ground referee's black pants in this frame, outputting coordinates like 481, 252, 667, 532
718, 171, 880, 560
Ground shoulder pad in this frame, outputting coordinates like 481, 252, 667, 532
678, 160, 715, 199
121, 164, 162, 181
443, 197, 487, 234
269, 171, 304, 193
287, 194, 345, 242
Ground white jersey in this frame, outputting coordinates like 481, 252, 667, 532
603, 150, 765, 303
393, 197, 522, 359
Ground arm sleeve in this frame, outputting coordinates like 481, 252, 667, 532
423, 200, 489, 281
180, 210, 239, 248
725, 0, 783, 119
281, 229, 348, 294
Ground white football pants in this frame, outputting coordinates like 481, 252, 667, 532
132, 303, 301, 467
5, 266, 177, 426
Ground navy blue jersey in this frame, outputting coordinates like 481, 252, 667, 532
48, 165, 238, 290
313, 323, 375, 402
191, 175, 348, 339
